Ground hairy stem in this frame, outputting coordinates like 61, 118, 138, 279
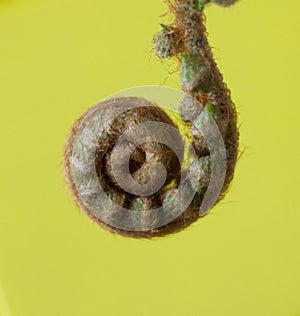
155, 0, 238, 192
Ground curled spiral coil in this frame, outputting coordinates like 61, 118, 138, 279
63, 0, 239, 238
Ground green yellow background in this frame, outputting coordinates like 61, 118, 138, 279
0, 0, 299, 315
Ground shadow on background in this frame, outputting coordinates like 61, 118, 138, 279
0, 0, 19, 6
0, 0, 12, 7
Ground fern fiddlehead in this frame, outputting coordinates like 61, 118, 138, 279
63, 0, 239, 238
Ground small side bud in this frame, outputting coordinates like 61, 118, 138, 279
211, 0, 238, 7
154, 25, 178, 59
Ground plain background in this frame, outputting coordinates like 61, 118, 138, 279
0, 0, 299, 315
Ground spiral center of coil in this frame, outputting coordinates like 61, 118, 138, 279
129, 147, 146, 174
95, 102, 184, 198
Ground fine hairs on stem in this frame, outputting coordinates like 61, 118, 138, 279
64, 0, 239, 238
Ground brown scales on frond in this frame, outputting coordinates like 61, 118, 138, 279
64, 0, 239, 238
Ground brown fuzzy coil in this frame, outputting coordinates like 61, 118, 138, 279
63, 0, 239, 238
